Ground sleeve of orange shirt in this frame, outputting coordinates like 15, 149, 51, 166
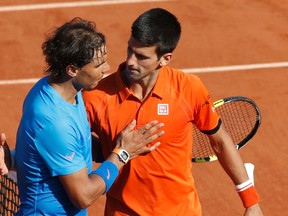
187, 73, 220, 133
82, 89, 102, 134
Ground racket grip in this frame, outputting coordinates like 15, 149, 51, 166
244, 163, 255, 186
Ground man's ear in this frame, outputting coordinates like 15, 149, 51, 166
66, 65, 78, 78
159, 53, 172, 66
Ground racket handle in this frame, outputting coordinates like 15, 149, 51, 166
244, 163, 255, 186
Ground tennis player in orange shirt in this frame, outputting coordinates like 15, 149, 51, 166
82, 8, 263, 216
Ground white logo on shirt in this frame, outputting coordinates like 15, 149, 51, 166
158, 104, 169, 115
65, 152, 75, 161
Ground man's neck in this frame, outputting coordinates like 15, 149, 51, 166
122, 69, 160, 101
48, 78, 78, 104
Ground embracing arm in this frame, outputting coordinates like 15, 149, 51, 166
0, 120, 164, 209
59, 120, 164, 209
207, 125, 263, 216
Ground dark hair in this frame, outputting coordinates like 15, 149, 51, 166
131, 8, 181, 58
42, 17, 106, 81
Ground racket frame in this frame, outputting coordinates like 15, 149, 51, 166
192, 96, 261, 163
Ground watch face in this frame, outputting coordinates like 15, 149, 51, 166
118, 149, 130, 163
121, 152, 129, 160
113, 148, 130, 163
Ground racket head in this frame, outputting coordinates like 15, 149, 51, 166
0, 174, 20, 215
192, 96, 261, 163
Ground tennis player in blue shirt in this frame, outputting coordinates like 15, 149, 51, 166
0, 17, 164, 215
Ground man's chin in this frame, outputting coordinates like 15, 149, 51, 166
85, 84, 98, 91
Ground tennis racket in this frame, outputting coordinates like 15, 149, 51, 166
0, 141, 20, 215
0, 173, 20, 215
192, 96, 261, 163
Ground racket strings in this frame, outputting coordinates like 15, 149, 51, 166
0, 175, 20, 215
192, 126, 212, 158
192, 99, 260, 161
219, 101, 257, 145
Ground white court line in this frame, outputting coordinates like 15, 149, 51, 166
182, 61, 288, 73
0, 0, 170, 12
1, 62, 288, 85
0, 78, 40, 85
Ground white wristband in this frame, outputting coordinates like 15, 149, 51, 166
235, 179, 253, 192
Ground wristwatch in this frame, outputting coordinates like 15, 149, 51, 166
112, 148, 130, 164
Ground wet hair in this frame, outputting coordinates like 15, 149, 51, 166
131, 8, 181, 58
42, 17, 106, 82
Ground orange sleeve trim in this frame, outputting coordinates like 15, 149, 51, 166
237, 185, 260, 208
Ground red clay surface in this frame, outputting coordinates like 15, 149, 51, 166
1, 0, 287, 215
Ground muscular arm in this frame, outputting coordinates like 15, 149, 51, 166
59, 153, 123, 209
59, 119, 164, 209
0, 120, 164, 209
207, 124, 263, 215
207, 125, 248, 185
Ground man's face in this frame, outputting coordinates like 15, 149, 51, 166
74, 46, 110, 90
125, 36, 161, 82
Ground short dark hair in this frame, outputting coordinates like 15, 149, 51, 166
42, 17, 105, 81
131, 8, 181, 58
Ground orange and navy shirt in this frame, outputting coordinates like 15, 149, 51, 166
82, 63, 220, 216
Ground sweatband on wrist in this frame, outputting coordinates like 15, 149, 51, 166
235, 180, 260, 208
91, 160, 119, 194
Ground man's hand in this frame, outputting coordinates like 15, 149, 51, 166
0, 133, 10, 175
244, 203, 263, 216
115, 120, 165, 159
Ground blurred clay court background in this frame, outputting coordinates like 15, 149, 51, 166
0, 0, 287, 215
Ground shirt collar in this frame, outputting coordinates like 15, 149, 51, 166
151, 66, 168, 99
117, 63, 169, 102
